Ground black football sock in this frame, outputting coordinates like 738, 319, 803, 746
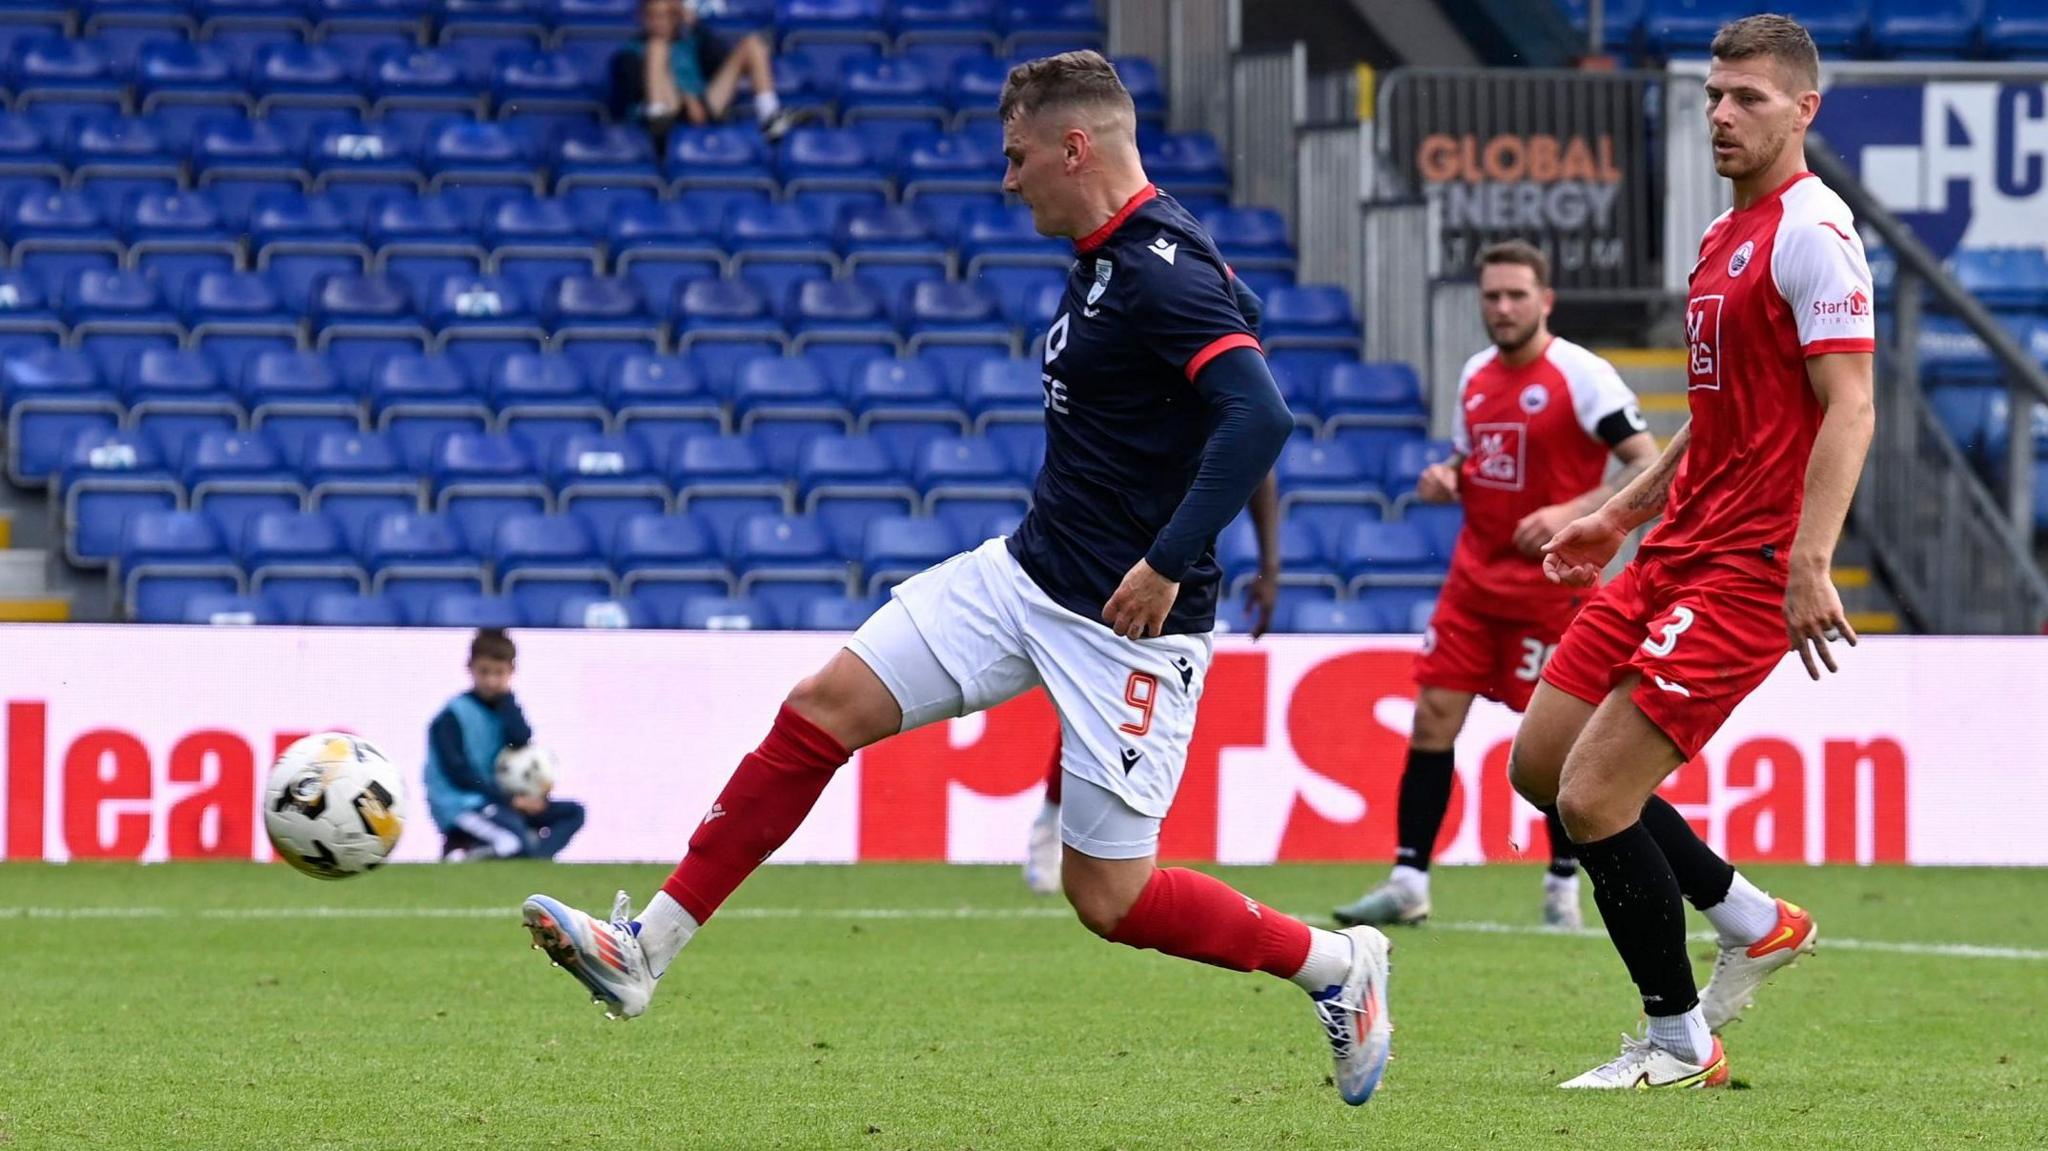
1540, 805, 1579, 878
1640, 794, 1735, 910
1393, 747, 1456, 871
1573, 820, 1700, 1018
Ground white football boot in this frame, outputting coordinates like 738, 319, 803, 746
1701, 898, 1818, 1032
1312, 926, 1394, 1105
1541, 873, 1585, 930
522, 890, 656, 1020
1332, 876, 1430, 927
1560, 1029, 1729, 1089
1023, 802, 1062, 895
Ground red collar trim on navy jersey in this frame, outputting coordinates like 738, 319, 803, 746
1075, 184, 1158, 253
1735, 170, 1815, 215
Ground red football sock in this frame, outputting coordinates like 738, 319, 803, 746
1105, 867, 1312, 978
1042, 739, 1063, 805
661, 703, 849, 922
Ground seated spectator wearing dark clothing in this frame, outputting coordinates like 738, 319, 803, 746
423, 628, 586, 861
609, 0, 802, 142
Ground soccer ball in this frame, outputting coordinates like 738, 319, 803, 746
264, 732, 406, 880
495, 744, 557, 798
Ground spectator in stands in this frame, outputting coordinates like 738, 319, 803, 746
424, 628, 586, 861
609, 0, 803, 145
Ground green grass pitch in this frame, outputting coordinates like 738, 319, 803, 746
3, 862, 2045, 1150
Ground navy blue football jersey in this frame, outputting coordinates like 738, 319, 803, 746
1005, 185, 1261, 636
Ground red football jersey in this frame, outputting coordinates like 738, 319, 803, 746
1640, 171, 1875, 577
1446, 335, 1641, 613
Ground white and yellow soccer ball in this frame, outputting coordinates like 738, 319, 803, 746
495, 744, 558, 799
263, 732, 406, 880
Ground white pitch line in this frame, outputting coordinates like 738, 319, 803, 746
4, 906, 2047, 962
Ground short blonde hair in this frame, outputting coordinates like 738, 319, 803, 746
997, 50, 1134, 127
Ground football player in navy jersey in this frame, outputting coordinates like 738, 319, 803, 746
519, 51, 1396, 1106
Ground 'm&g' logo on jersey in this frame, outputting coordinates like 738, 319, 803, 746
1468, 422, 1526, 490
1685, 294, 1723, 391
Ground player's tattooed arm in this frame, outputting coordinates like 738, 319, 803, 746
1607, 419, 1691, 529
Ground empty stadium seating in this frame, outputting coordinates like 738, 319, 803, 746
0, 0, 1451, 632
1562, 0, 2047, 60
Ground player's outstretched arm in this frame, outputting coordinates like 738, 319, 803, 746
1540, 421, 1691, 585
1785, 351, 1876, 679
1106, 347, 1292, 639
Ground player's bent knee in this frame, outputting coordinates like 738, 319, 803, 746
784, 651, 902, 751
1061, 855, 1153, 937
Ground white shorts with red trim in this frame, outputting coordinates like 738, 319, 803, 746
847, 536, 1212, 820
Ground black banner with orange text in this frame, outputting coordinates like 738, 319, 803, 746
1377, 68, 1659, 292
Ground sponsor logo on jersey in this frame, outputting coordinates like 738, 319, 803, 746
1728, 239, 1755, 277
1686, 294, 1724, 390
1812, 288, 1871, 318
1465, 392, 1486, 410
1519, 384, 1549, 413
1468, 423, 1526, 490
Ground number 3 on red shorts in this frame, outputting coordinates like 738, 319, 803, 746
1641, 605, 1696, 658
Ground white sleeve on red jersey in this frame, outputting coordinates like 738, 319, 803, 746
1771, 179, 1877, 357
1548, 338, 1643, 441
1450, 348, 1495, 456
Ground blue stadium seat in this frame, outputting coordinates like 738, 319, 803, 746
795, 433, 919, 555
665, 125, 776, 191
914, 434, 1030, 540
676, 593, 775, 630
422, 118, 541, 219
180, 269, 294, 333
120, 347, 244, 469
183, 426, 306, 547
181, 592, 287, 626
611, 511, 733, 620
1870, 0, 1980, 59
785, 280, 899, 378
548, 431, 668, 544
1200, 205, 1293, 272
58, 428, 182, 567
796, 594, 885, 630
1216, 515, 1335, 590
731, 355, 851, 444
1275, 437, 1387, 545
1140, 133, 1229, 201
10, 35, 126, 129
860, 513, 958, 594
837, 54, 944, 121
1320, 361, 1427, 426
490, 511, 614, 622
669, 432, 791, 548
1355, 586, 1438, 634
553, 120, 660, 186
303, 591, 404, 626
1337, 519, 1441, 593
533, 590, 642, 627
1262, 284, 1359, 346
299, 428, 420, 548
240, 507, 370, 621
364, 44, 470, 103
961, 357, 1043, 426
430, 430, 551, 551
898, 278, 1010, 351
1555, 0, 1645, 52
1286, 599, 1390, 635
67, 114, 184, 216
727, 511, 851, 623
420, 592, 522, 628
1951, 248, 2048, 312
133, 39, 244, 109
776, 125, 890, 190
360, 510, 489, 620
1383, 437, 1456, 498
609, 352, 723, 459
608, 199, 723, 309
1112, 55, 1165, 125
483, 193, 601, 303
4, 347, 123, 488
490, 352, 609, 462
367, 352, 489, 469
119, 508, 245, 622
1399, 501, 1463, 564
957, 203, 1066, 271
898, 129, 1003, 199
1930, 384, 1998, 463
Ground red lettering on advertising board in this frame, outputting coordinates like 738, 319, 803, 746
857, 690, 1059, 860
167, 729, 255, 859
1276, 651, 1415, 860
1824, 737, 1906, 862
63, 728, 151, 859
1724, 737, 1805, 861
1159, 650, 1267, 859
5, 700, 45, 859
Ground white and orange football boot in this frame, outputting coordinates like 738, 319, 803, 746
522, 891, 655, 1020
1701, 898, 1817, 1032
1560, 1030, 1730, 1090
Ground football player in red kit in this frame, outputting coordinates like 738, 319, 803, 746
1334, 240, 1658, 930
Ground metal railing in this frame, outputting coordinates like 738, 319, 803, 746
1230, 44, 1305, 221
1296, 121, 1367, 299
1806, 137, 2048, 632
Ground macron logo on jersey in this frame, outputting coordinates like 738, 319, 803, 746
1147, 235, 1178, 264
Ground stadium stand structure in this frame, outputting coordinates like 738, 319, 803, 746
0, 0, 1449, 630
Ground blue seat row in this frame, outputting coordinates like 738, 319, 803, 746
1563, 0, 2048, 61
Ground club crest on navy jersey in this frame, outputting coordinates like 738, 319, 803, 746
1087, 258, 1113, 308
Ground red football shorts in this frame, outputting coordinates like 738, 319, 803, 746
1414, 589, 1586, 713
1540, 557, 1787, 759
